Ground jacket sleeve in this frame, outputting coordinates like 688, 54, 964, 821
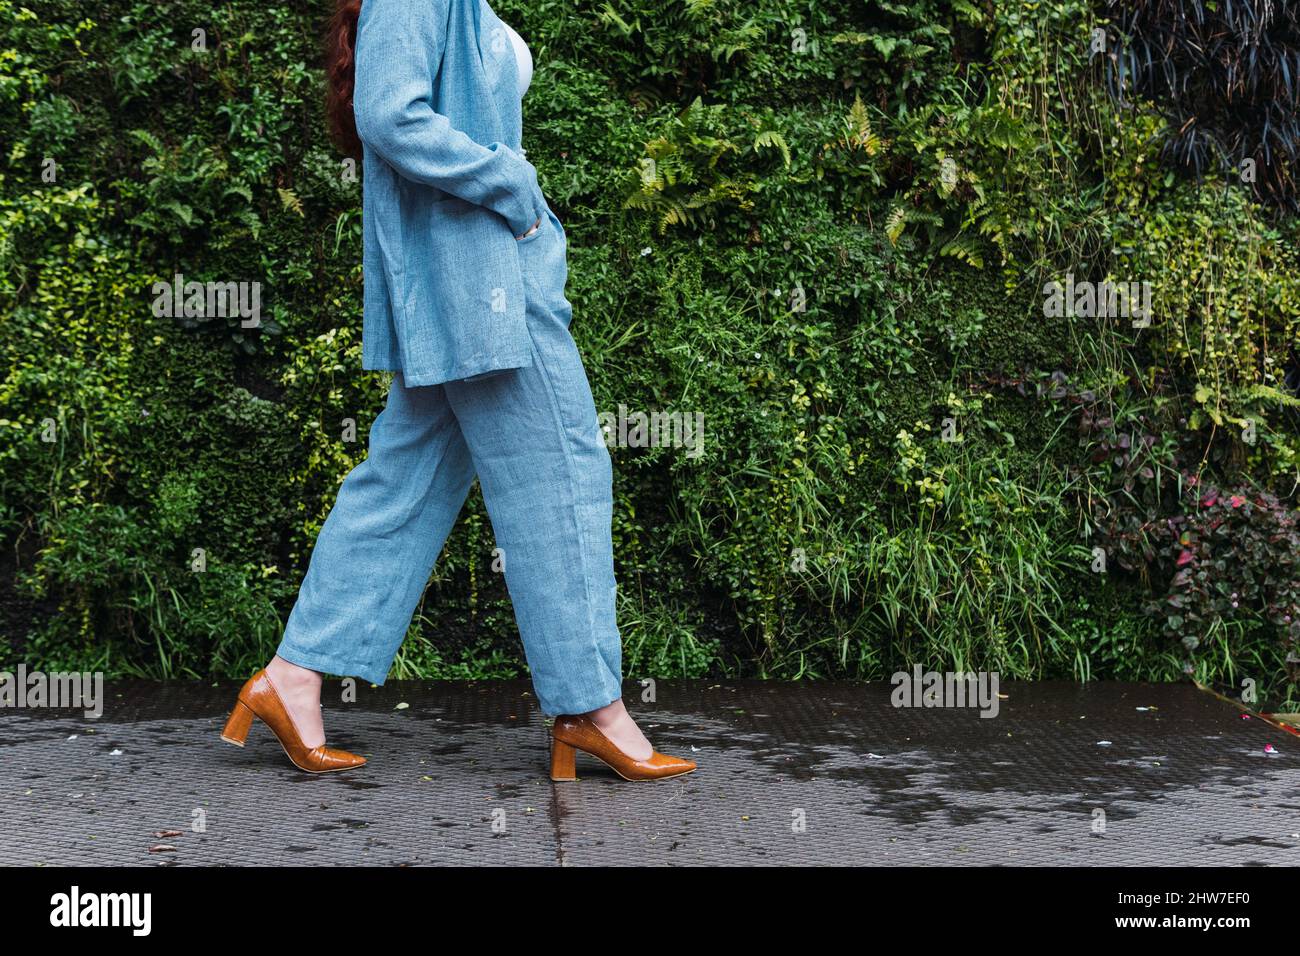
352, 0, 544, 237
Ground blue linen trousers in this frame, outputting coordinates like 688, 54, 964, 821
276, 207, 623, 717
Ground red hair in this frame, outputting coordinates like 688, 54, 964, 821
325, 0, 363, 158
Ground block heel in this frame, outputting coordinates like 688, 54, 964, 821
550, 738, 577, 781
221, 700, 255, 747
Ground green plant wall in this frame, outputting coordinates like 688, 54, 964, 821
2, 0, 1297, 704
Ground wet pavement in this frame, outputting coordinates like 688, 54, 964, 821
2, 680, 1298, 866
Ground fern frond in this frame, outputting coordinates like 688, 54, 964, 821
938, 234, 984, 268
596, 3, 634, 36
277, 187, 304, 217
1240, 383, 1300, 409
753, 130, 791, 167
885, 205, 907, 245
885, 205, 942, 245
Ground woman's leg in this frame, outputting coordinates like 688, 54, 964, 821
439, 221, 660, 759
443, 339, 622, 716
270, 372, 477, 743
442, 227, 651, 759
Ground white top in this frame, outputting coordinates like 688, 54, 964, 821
500, 20, 532, 97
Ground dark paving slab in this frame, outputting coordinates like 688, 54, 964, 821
3, 681, 555, 867
2, 680, 1297, 866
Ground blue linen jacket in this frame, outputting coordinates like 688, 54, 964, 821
353, 0, 547, 385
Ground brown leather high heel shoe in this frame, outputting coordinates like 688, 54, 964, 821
549, 714, 696, 782
220, 668, 366, 774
